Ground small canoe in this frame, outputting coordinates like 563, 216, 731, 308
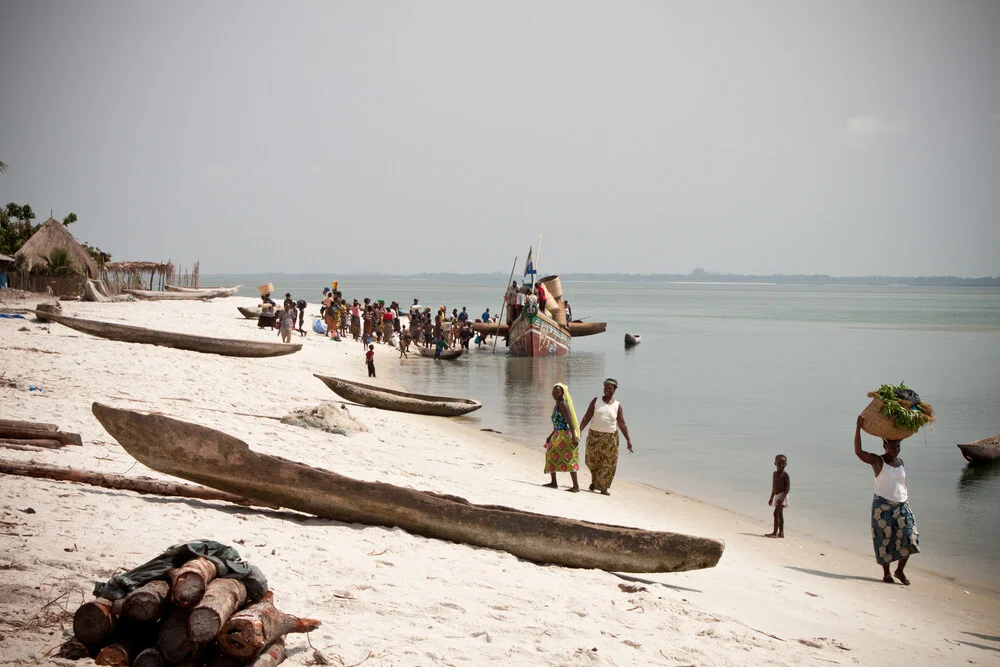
237, 306, 262, 319
567, 321, 607, 337
124, 289, 231, 301
167, 284, 242, 297
472, 322, 509, 336
416, 346, 463, 360
92, 403, 725, 573
314, 374, 480, 416
39, 311, 301, 358
958, 434, 1000, 463
624, 333, 641, 347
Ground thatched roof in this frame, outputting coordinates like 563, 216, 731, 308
105, 261, 174, 273
0, 253, 14, 266
14, 218, 99, 278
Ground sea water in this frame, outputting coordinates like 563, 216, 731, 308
213, 276, 1000, 592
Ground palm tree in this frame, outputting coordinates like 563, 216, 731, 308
43, 248, 78, 276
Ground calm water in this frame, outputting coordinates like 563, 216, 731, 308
215, 275, 1000, 591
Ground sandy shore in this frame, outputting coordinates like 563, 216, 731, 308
1, 293, 998, 666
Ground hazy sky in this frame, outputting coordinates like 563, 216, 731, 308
1, 1, 997, 276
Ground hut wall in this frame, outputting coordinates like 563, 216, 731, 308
7, 271, 87, 297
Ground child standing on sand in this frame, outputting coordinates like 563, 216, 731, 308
766, 455, 790, 538
365, 344, 376, 377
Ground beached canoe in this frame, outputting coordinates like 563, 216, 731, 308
92, 403, 725, 573
123, 288, 232, 301
624, 333, 641, 347
38, 311, 301, 358
314, 375, 480, 416
567, 321, 607, 337
416, 346, 463, 360
958, 434, 1000, 463
166, 284, 242, 297
237, 306, 262, 319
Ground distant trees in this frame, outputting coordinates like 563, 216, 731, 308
0, 203, 38, 255
63, 212, 78, 226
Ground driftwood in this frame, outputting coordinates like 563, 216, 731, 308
249, 638, 286, 667
0, 425, 82, 445
218, 592, 320, 659
73, 597, 123, 646
0, 442, 46, 452
0, 419, 58, 431
0, 438, 63, 449
0, 460, 275, 508
95, 640, 133, 667
170, 557, 217, 607
132, 647, 165, 667
157, 608, 198, 663
188, 578, 247, 642
123, 579, 171, 622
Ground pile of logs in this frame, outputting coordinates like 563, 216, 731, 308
62, 557, 320, 667
0, 418, 82, 452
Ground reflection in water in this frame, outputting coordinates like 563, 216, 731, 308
958, 461, 1000, 493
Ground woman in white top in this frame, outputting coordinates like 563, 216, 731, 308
854, 415, 920, 585
579, 378, 634, 496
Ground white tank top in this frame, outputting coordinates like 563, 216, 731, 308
874, 462, 908, 503
590, 399, 620, 433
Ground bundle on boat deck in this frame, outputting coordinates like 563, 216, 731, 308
92, 402, 725, 573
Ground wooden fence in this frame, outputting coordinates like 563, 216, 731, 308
6, 272, 87, 297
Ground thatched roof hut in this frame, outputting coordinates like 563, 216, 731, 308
14, 218, 99, 278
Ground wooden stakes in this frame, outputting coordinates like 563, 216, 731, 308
188, 579, 247, 643
218, 592, 320, 659
170, 557, 218, 607
122, 579, 171, 622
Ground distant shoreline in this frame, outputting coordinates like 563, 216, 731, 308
202, 271, 1000, 287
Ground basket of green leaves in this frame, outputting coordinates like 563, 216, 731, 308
860, 382, 935, 441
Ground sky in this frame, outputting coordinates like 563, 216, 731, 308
1, 1, 998, 277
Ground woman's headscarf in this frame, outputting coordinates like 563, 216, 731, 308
553, 383, 580, 440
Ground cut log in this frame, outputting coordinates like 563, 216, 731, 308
249, 638, 286, 667
205, 646, 243, 667
0, 460, 274, 508
72, 598, 117, 646
122, 579, 171, 622
58, 638, 92, 660
218, 592, 320, 659
170, 557, 217, 607
188, 578, 247, 642
0, 425, 81, 445
0, 438, 64, 449
95, 641, 132, 667
157, 608, 197, 663
0, 419, 58, 431
132, 647, 165, 667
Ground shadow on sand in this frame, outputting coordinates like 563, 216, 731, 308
784, 566, 885, 584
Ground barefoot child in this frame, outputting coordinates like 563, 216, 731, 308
766, 455, 790, 538
365, 344, 376, 378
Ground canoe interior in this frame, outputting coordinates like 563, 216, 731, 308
314, 374, 480, 406
416, 347, 463, 359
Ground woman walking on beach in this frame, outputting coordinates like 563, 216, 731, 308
579, 378, 634, 496
854, 415, 919, 585
544, 383, 581, 492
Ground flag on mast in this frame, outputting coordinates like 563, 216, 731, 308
523, 246, 536, 279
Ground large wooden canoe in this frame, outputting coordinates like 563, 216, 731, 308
91, 403, 725, 573
472, 322, 509, 336
471, 320, 606, 339
237, 306, 262, 319
416, 346, 463, 360
166, 284, 242, 297
124, 289, 232, 301
958, 434, 1000, 463
315, 374, 481, 416
39, 312, 301, 358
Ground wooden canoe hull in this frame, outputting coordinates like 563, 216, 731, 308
39, 312, 301, 358
567, 321, 607, 337
167, 285, 242, 297
237, 306, 262, 319
91, 403, 725, 573
958, 434, 1000, 463
124, 289, 231, 300
472, 322, 509, 336
508, 311, 571, 357
624, 333, 641, 346
314, 374, 481, 416
416, 347, 463, 360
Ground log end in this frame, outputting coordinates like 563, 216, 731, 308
72, 599, 115, 646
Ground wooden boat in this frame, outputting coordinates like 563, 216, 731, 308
957, 434, 1000, 463
123, 288, 232, 301
92, 403, 725, 573
567, 321, 607, 337
508, 307, 571, 357
237, 306, 262, 319
624, 333, 641, 347
166, 284, 242, 297
314, 375, 481, 416
39, 311, 301, 358
472, 322, 509, 336
416, 346, 463, 360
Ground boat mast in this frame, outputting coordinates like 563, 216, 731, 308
493, 255, 518, 354
533, 234, 542, 291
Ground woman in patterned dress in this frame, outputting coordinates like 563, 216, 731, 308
543, 383, 581, 492
579, 378, 634, 496
854, 415, 920, 585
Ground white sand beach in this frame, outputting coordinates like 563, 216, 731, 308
1, 294, 998, 666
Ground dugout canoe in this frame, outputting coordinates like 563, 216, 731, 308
166, 284, 242, 297
38, 311, 301, 358
416, 346, 464, 360
237, 306, 262, 319
92, 402, 725, 573
123, 289, 232, 301
567, 321, 607, 337
957, 434, 1000, 463
624, 333, 641, 347
315, 375, 480, 416
472, 322, 509, 336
